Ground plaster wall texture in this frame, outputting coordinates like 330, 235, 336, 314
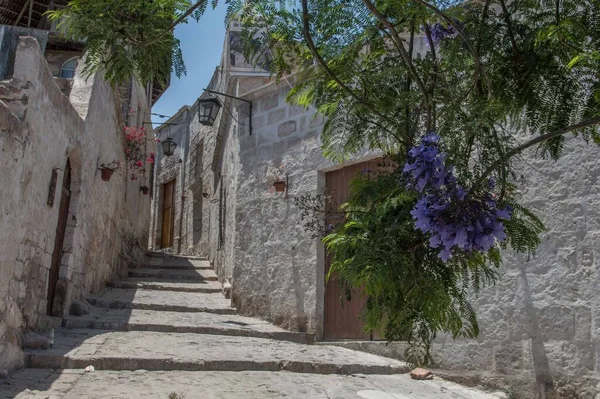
0, 37, 152, 376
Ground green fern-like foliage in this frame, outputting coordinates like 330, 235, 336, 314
322, 162, 544, 366
233, 0, 598, 364
47, 0, 214, 86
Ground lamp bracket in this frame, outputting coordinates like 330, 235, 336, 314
202, 89, 253, 136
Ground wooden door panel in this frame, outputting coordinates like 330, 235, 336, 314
161, 180, 175, 249
48, 160, 71, 315
324, 159, 384, 340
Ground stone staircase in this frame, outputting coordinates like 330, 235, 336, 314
24, 253, 409, 375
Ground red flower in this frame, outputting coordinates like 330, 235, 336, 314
136, 160, 143, 167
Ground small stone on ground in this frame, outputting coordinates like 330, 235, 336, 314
410, 367, 433, 380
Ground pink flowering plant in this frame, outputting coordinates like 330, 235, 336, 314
124, 126, 158, 181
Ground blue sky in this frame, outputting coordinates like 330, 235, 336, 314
151, 2, 228, 126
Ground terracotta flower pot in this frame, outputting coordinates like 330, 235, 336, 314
140, 186, 149, 195
100, 167, 114, 181
273, 179, 286, 193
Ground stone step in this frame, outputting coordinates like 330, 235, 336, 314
145, 252, 207, 261
108, 279, 222, 293
62, 308, 311, 344
26, 330, 408, 375
140, 263, 212, 270
86, 289, 235, 315
129, 268, 218, 281
143, 257, 212, 270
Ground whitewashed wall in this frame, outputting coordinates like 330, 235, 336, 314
0, 37, 152, 375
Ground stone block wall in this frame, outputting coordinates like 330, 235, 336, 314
429, 136, 600, 397
229, 81, 331, 335
0, 37, 152, 375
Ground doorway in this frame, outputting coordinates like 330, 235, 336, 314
323, 158, 384, 340
161, 179, 176, 249
47, 159, 71, 315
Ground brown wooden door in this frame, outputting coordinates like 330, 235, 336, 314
324, 159, 384, 340
47, 160, 71, 315
161, 180, 175, 248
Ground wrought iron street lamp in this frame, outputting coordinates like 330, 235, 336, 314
197, 98, 222, 126
161, 137, 177, 156
200, 89, 253, 135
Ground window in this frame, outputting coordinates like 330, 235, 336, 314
60, 58, 78, 79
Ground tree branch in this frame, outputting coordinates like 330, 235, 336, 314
362, 0, 431, 108
300, 0, 403, 142
410, 0, 492, 99
476, 117, 600, 185
475, 0, 492, 58
499, 0, 519, 55
423, 22, 438, 131
144, 0, 208, 45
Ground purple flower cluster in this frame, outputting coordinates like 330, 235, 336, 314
403, 133, 455, 193
429, 22, 457, 43
403, 133, 512, 262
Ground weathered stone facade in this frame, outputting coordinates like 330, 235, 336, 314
428, 136, 600, 397
149, 24, 600, 398
0, 37, 154, 375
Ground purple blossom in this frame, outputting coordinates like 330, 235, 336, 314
403, 133, 512, 262
430, 22, 457, 43
403, 133, 453, 193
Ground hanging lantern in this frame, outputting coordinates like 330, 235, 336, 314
161, 137, 177, 156
197, 98, 222, 126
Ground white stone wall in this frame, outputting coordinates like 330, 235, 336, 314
0, 37, 152, 375
430, 136, 600, 397
229, 81, 329, 334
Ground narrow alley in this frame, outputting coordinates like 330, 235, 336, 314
3, 1, 600, 397
2, 254, 499, 399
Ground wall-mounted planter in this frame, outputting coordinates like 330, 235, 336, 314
99, 167, 114, 182
140, 186, 149, 195
273, 179, 286, 193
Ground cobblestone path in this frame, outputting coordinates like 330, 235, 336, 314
1, 253, 499, 398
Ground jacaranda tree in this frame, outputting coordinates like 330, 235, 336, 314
230, 0, 600, 365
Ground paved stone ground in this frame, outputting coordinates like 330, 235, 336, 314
4, 254, 499, 398
2, 370, 503, 399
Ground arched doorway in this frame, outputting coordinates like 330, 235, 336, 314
47, 159, 71, 315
